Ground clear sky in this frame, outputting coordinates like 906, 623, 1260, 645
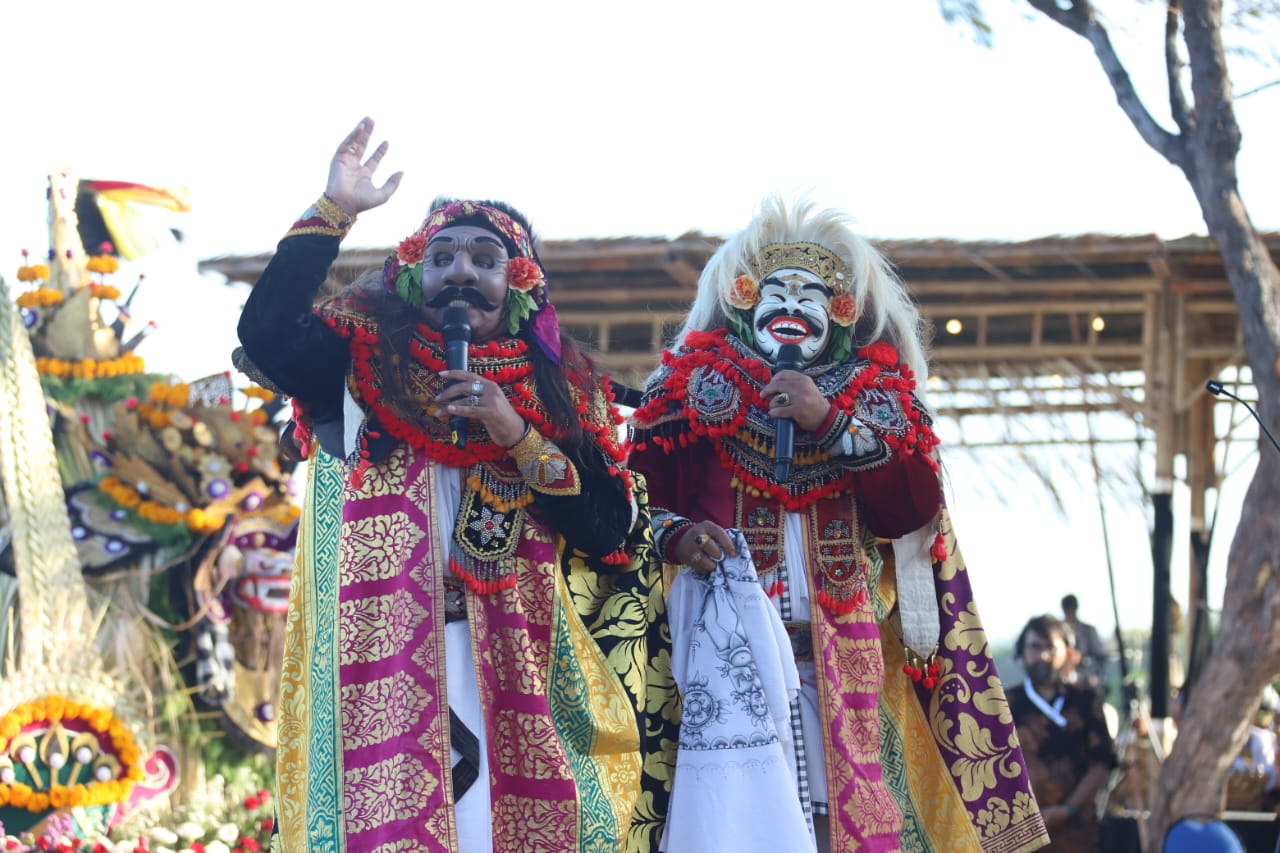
2, 0, 1273, 646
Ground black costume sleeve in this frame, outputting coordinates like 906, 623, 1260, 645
530, 447, 634, 561
236, 235, 348, 422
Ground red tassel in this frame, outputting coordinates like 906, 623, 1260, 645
931, 531, 948, 563
922, 676, 937, 689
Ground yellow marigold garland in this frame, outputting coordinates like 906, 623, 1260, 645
15, 288, 63, 308
36, 353, 146, 380
86, 255, 120, 275
0, 694, 145, 813
98, 475, 227, 535
241, 385, 276, 403
16, 250, 51, 283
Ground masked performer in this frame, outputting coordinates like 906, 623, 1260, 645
237, 118, 674, 853
629, 196, 1048, 852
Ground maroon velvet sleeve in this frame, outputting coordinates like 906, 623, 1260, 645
852, 451, 942, 538
628, 440, 687, 516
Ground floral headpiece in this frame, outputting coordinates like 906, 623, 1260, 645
723, 241, 859, 361
381, 200, 561, 364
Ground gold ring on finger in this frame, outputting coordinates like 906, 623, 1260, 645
775, 392, 790, 407
694, 534, 709, 546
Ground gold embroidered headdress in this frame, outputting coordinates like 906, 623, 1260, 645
746, 241, 852, 294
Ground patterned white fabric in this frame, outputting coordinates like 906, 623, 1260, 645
662, 528, 814, 852
894, 523, 940, 657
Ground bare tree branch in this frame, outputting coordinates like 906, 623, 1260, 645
1166, 0, 1195, 135
1026, 0, 1189, 169
1236, 77, 1280, 98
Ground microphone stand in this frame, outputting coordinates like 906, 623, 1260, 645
1205, 380, 1280, 454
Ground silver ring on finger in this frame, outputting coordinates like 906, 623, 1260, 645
470, 380, 484, 396
467, 395, 479, 408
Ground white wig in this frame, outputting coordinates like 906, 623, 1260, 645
670, 194, 930, 386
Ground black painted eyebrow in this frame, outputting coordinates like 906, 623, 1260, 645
762, 276, 829, 295
427, 234, 505, 249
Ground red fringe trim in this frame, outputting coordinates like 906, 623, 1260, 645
449, 557, 518, 595
631, 329, 942, 508
599, 548, 629, 565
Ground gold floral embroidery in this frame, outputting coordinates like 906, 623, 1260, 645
338, 672, 431, 750
338, 590, 426, 665
491, 796, 577, 849
491, 709, 573, 780
835, 705, 884, 764
342, 753, 436, 833
347, 445, 410, 497
489, 625, 540, 695
342, 511, 426, 582
827, 633, 885, 695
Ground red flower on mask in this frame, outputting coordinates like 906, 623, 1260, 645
506, 257, 544, 293
829, 292, 858, 327
397, 232, 428, 266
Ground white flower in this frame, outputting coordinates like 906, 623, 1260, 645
149, 827, 179, 846
216, 823, 240, 844
113, 842, 138, 853
176, 822, 205, 842
205, 843, 232, 853
157, 847, 176, 853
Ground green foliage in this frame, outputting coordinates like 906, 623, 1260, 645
727, 308, 754, 345
39, 372, 168, 406
395, 262, 423, 308
505, 288, 535, 335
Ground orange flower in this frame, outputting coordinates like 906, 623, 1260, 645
505, 257, 544, 293
87, 255, 120, 274
829, 292, 858, 327
166, 383, 191, 408
397, 232, 429, 265
725, 274, 760, 310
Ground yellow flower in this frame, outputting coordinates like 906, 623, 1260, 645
86, 255, 120, 274
725, 274, 761, 310
167, 382, 191, 408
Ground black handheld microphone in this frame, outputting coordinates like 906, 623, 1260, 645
1206, 380, 1280, 453
773, 342, 803, 483
443, 305, 472, 448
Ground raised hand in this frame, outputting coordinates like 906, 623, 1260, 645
325, 117, 403, 216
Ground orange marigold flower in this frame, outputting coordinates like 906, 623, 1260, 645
87, 255, 120, 274
397, 232, 429, 266
725, 274, 760, 311
506, 257, 544, 293
829, 292, 858, 327
167, 383, 191, 408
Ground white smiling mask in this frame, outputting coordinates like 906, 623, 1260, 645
750, 267, 833, 366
